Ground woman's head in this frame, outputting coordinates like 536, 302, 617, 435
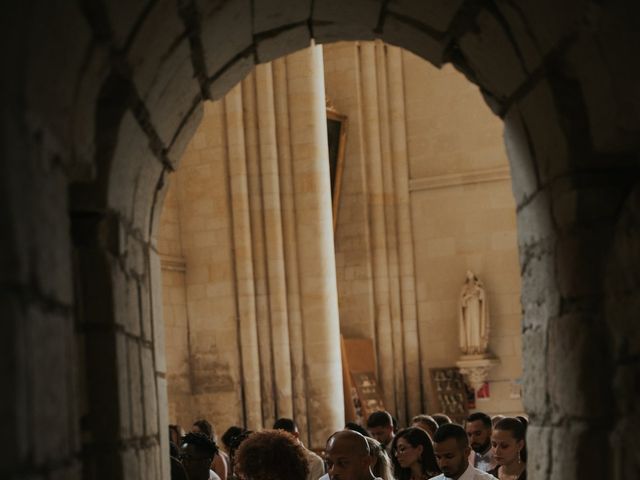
192, 419, 214, 440
491, 417, 527, 467
366, 437, 393, 480
222, 426, 244, 452
235, 430, 308, 480
228, 429, 252, 478
391, 427, 439, 479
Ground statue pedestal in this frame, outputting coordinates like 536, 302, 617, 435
456, 355, 499, 392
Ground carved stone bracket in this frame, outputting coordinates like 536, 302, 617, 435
456, 355, 499, 392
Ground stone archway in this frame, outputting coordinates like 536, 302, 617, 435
2, 2, 638, 480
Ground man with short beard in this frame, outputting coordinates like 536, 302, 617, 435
464, 413, 496, 472
431, 424, 496, 480
366, 411, 395, 456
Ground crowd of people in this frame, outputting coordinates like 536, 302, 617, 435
168, 410, 528, 480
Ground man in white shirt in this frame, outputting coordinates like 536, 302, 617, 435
465, 412, 496, 472
273, 418, 325, 480
430, 424, 497, 480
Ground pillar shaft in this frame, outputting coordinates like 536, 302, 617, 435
358, 42, 395, 413
272, 57, 310, 442
386, 45, 422, 418
286, 45, 344, 448
375, 41, 406, 422
242, 72, 277, 428
255, 63, 294, 419
224, 84, 263, 430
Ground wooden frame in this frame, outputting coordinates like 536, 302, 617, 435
341, 336, 385, 425
429, 367, 470, 424
326, 100, 348, 232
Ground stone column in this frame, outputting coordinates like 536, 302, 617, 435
286, 45, 344, 448
358, 41, 396, 413
386, 45, 422, 418
375, 40, 406, 422
255, 63, 294, 419
224, 84, 264, 430
272, 57, 310, 441
242, 72, 277, 428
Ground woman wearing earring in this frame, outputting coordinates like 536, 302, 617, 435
489, 417, 527, 480
391, 427, 440, 480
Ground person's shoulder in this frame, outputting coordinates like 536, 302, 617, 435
427, 475, 445, 480
474, 470, 497, 480
306, 449, 323, 462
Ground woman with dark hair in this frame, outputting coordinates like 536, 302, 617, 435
228, 429, 252, 480
391, 427, 439, 480
235, 430, 308, 480
489, 417, 527, 480
221, 426, 244, 452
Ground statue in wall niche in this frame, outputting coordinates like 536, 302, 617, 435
459, 270, 490, 355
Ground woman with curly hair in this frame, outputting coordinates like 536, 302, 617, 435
391, 427, 440, 480
235, 430, 309, 480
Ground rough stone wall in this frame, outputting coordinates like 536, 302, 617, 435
3, 1, 639, 480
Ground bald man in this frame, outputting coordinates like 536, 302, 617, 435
325, 430, 377, 480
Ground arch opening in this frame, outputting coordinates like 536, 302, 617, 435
3, 2, 639, 480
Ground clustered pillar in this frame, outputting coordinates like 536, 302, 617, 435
163, 45, 343, 448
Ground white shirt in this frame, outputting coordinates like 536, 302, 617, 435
429, 463, 497, 480
321, 476, 383, 480
209, 470, 222, 480
468, 448, 496, 472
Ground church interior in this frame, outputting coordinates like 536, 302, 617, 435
158, 41, 524, 446
2, 2, 639, 480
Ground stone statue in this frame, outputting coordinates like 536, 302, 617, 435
459, 270, 490, 355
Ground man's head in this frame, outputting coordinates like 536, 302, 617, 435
273, 418, 300, 439
344, 422, 371, 438
433, 424, 470, 480
410, 414, 438, 439
366, 411, 394, 446
180, 432, 218, 480
465, 412, 492, 454
326, 430, 373, 480
431, 413, 452, 427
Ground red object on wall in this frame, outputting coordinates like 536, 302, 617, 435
476, 381, 490, 400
